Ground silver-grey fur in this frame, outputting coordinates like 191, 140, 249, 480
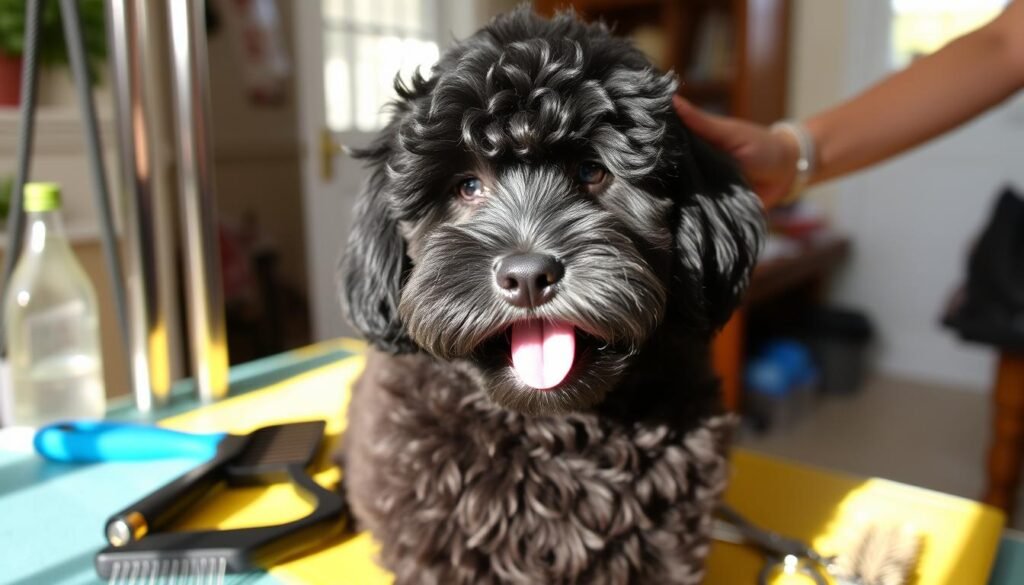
338, 8, 764, 584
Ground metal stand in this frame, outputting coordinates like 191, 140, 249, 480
106, 0, 175, 411
0, 0, 43, 355
166, 0, 229, 403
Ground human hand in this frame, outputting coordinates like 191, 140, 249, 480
672, 95, 801, 208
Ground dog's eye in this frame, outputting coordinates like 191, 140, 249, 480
577, 162, 608, 186
457, 177, 485, 202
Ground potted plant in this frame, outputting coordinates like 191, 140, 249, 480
0, 175, 11, 221
0, 0, 107, 107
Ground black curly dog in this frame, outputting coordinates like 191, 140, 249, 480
339, 8, 764, 584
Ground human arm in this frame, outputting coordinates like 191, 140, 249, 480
674, 0, 1024, 206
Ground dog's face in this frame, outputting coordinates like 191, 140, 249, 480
341, 10, 764, 415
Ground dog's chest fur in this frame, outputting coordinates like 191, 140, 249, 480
342, 350, 732, 585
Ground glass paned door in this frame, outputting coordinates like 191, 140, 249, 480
295, 1, 442, 340
322, 0, 441, 131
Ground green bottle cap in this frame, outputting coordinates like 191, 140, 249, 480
23, 182, 62, 212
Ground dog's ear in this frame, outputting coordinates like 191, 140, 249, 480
339, 134, 417, 354
673, 130, 765, 333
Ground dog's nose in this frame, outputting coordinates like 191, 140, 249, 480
494, 253, 564, 308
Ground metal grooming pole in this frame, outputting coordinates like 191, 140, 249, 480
0, 0, 43, 356
60, 0, 131, 356
106, 0, 174, 411
108, 0, 227, 408
166, 0, 230, 403
0, 0, 40, 426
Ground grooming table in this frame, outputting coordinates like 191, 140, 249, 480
0, 339, 1015, 584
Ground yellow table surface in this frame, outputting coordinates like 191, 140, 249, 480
160, 349, 1005, 584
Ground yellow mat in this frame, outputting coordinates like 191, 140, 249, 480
159, 349, 1004, 584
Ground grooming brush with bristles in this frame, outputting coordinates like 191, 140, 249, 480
829, 523, 924, 585
35, 419, 347, 584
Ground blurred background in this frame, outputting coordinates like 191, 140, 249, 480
1, 0, 1023, 522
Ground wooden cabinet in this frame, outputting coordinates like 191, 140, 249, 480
534, 0, 791, 124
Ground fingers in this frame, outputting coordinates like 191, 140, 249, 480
672, 95, 738, 150
673, 95, 794, 208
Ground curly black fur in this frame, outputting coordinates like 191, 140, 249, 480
344, 351, 734, 585
338, 7, 764, 584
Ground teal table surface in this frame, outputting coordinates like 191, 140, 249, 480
4, 339, 1024, 584
991, 532, 1024, 585
0, 342, 354, 585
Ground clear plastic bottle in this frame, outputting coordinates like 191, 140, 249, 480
4, 182, 106, 425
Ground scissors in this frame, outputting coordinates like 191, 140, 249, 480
712, 504, 842, 585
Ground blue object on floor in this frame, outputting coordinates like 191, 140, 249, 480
745, 339, 818, 396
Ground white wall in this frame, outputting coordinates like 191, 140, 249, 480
442, 0, 521, 43
788, 0, 1024, 391
207, 0, 309, 295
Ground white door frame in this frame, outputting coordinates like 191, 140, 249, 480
295, 1, 345, 342
293, 1, 482, 342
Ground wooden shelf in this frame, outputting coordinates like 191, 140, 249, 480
747, 237, 851, 306
570, 0, 661, 9
680, 79, 734, 100
535, 0, 791, 124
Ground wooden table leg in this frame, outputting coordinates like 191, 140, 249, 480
712, 309, 746, 412
983, 352, 1024, 517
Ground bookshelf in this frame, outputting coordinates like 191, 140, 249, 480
534, 0, 791, 124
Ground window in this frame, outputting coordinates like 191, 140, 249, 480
891, 0, 1008, 68
322, 0, 441, 132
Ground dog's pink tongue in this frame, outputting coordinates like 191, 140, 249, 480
510, 320, 576, 390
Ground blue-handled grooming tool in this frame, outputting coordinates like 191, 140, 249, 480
36, 419, 345, 580
35, 420, 227, 462
35, 419, 329, 540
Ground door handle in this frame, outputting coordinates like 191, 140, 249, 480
320, 128, 346, 181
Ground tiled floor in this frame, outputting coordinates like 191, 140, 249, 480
737, 375, 1024, 529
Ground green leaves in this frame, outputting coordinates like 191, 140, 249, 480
0, 175, 11, 222
0, 0, 108, 84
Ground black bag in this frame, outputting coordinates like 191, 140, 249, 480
943, 186, 1024, 351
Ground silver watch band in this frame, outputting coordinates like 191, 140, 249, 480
771, 121, 816, 201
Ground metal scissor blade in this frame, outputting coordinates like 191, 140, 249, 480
716, 504, 826, 560
711, 518, 748, 545
714, 505, 837, 585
